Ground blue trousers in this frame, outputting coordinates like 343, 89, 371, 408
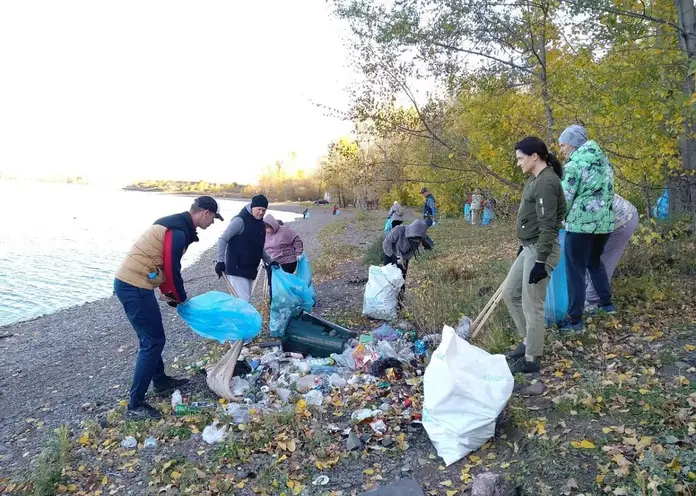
114, 279, 167, 408
564, 232, 612, 322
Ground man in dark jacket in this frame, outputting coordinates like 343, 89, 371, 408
214, 194, 272, 302
114, 196, 223, 419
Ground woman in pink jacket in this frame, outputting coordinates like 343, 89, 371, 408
263, 214, 304, 273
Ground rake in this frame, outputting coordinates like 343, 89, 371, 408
469, 278, 507, 340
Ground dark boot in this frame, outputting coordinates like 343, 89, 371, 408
152, 376, 189, 396
509, 357, 541, 374
505, 343, 526, 360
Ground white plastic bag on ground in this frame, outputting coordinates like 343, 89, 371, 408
422, 325, 514, 466
202, 421, 228, 444
362, 264, 404, 320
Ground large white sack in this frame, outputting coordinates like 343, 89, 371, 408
422, 325, 514, 466
362, 264, 404, 320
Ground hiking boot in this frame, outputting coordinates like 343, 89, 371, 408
152, 376, 189, 396
505, 343, 526, 361
559, 319, 585, 333
509, 358, 541, 374
126, 402, 163, 420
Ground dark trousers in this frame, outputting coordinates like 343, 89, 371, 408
565, 232, 612, 322
266, 261, 298, 301
114, 279, 167, 408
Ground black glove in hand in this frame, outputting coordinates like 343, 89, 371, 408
528, 262, 548, 284
166, 300, 178, 308
214, 262, 226, 278
517, 245, 523, 257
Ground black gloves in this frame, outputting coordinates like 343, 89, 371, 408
215, 262, 226, 278
163, 292, 179, 308
528, 262, 548, 284
166, 300, 178, 308
517, 245, 523, 257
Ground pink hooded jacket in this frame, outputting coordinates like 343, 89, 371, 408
263, 214, 303, 265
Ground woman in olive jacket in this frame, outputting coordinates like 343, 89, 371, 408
502, 137, 565, 374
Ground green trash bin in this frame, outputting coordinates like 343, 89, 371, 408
281, 312, 357, 358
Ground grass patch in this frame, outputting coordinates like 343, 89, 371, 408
364, 234, 385, 266
32, 425, 72, 496
313, 220, 354, 278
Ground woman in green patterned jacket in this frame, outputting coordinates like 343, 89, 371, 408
558, 125, 616, 333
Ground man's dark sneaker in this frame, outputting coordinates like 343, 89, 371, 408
126, 402, 163, 420
509, 358, 541, 374
505, 343, 526, 361
152, 376, 190, 396
559, 319, 585, 333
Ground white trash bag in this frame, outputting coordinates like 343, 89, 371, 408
362, 264, 404, 320
422, 325, 514, 466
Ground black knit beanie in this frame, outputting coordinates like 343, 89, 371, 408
251, 194, 269, 209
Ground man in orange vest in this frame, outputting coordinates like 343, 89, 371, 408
114, 196, 222, 419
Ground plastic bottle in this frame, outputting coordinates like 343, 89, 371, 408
175, 404, 201, 415
414, 340, 427, 355
310, 365, 337, 375
306, 357, 335, 367
295, 374, 321, 392
171, 390, 183, 410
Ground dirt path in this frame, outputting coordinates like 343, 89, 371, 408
0, 203, 369, 477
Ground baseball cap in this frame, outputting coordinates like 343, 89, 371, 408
194, 196, 224, 221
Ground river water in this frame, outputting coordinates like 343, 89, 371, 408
0, 180, 297, 326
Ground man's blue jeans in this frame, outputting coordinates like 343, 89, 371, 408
564, 232, 612, 323
114, 279, 167, 409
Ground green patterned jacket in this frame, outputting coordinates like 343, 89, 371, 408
561, 141, 615, 234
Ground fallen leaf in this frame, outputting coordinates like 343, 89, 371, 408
440, 480, 453, 487
571, 440, 596, 449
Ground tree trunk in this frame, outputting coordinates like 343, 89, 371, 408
673, 0, 696, 220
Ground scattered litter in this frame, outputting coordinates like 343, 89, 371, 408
346, 431, 363, 451
370, 419, 387, 434
143, 437, 157, 449
294, 374, 321, 393
351, 409, 382, 422
304, 389, 324, 406
328, 373, 347, 388
312, 475, 330, 486
202, 421, 228, 444
171, 390, 182, 410
230, 377, 250, 396
226, 404, 250, 424
121, 436, 137, 449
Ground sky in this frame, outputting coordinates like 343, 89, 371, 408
0, 1, 355, 186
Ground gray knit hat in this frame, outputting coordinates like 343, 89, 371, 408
559, 124, 588, 149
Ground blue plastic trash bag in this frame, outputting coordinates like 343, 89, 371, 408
177, 291, 262, 343
482, 206, 494, 226
384, 217, 392, 233
269, 266, 316, 337
305, 211, 311, 219
296, 253, 314, 290
464, 204, 471, 223
652, 188, 669, 220
544, 229, 568, 325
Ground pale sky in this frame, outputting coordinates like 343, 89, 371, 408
0, 1, 355, 185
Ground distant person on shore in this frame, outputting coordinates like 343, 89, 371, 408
471, 188, 483, 226
215, 195, 272, 302
503, 137, 564, 374
114, 196, 223, 419
388, 201, 405, 229
420, 187, 438, 227
263, 214, 303, 274
382, 219, 430, 305
302, 208, 309, 220
332, 204, 339, 215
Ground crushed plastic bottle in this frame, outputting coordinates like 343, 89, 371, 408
310, 365, 336, 375
351, 409, 382, 422
303, 389, 324, 406
230, 376, 250, 396
143, 437, 157, 448
370, 419, 387, 434
171, 390, 182, 410
305, 357, 335, 367
328, 373, 347, 388
454, 316, 473, 340
294, 374, 321, 393
121, 436, 137, 448
175, 404, 201, 415
275, 387, 292, 402
294, 360, 311, 373
226, 404, 250, 424
414, 339, 427, 355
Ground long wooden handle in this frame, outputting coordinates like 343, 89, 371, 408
470, 287, 505, 340
471, 279, 505, 330
222, 275, 239, 298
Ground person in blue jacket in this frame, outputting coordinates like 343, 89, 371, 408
420, 187, 438, 227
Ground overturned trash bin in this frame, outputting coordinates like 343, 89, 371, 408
282, 311, 357, 358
